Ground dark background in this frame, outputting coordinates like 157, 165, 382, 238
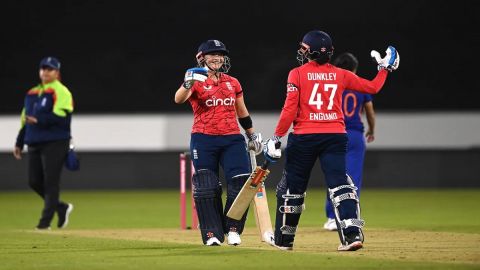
1, 0, 478, 113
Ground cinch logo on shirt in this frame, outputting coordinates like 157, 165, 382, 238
205, 97, 236, 107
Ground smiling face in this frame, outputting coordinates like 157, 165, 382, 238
39, 67, 59, 84
204, 53, 225, 72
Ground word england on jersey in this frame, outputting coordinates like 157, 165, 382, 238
309, 112, 338, 121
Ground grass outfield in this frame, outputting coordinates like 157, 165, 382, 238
0, 189, 479, 269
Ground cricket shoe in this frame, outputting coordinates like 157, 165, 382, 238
206, 237, 222, 246
263, 231, 275, 246
337, 232, 363, 251
323, 218, 337, 231
227, 231, 241, 246
274, 237, 294, 251
35, 224, 51, 231
275, 245, 293, 251
57, 203, 74, 229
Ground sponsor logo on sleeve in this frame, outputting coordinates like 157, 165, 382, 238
287, 83, 298, 92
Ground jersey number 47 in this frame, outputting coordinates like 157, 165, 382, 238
309, 83, 338, 110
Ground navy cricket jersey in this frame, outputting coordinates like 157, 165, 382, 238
342, 90, 372, 132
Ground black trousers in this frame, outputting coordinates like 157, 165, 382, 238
28, 139, 69, 226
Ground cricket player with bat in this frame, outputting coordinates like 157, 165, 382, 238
263, 30, 399, 251
174, 40, 263, 246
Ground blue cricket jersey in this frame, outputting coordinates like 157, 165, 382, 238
342, 90, 372, 132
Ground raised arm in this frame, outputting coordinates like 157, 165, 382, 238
174, 86, 193, 104
174, 67, 208, 104
345, 46, 400, 95
344, 69, 388, 95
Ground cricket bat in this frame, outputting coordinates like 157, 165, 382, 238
249, 150, 274, 242
226, 151, 271, 223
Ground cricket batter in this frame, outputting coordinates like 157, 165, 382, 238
263, 30, 399, 251
323, 53, 376, 231
174, 40, 263, 246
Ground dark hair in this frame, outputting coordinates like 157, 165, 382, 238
332, 52, 358, 72
312, 53, 332, 65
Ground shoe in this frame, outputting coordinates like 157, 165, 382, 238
227, 231, 241, 246
35, 225, 51, 230
57, 203, 74, 229
274, 234, 294, 251
206, 237, 222, 246
323, 218, 337, 231
337, 231, 363, 251
263, 231, 275, 246
274, 244, 293, 251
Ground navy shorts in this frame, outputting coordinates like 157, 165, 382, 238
190, 133, 251, 182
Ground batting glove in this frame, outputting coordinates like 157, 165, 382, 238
246, 132, 263, 155
183, 67, 208, 89
371, 46, 400, 72
263, 137, 281, 163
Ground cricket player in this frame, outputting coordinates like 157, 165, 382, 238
323, 53, 376, 231
174, 40, 263, 246
263, 30, 399, 251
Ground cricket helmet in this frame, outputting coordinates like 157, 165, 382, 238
196, 39, 231, 73
297, 30, 334, 65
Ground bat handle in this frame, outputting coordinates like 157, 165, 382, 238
261, 160, 270, 170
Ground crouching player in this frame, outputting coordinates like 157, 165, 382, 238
174, 40, 263, 246
264, 30, 399, 251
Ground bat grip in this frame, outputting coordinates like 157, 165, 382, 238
261, 160, 270, 170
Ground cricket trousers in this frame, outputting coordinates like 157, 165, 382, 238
275, 133, 360, 246
326, 130, 366, 219
28, 139, 69, 227
190, 133, 251, 234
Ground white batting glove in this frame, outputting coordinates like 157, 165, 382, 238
263, 137, 281, 162
247, 132, 263, 155
183, 67, 208, 89
371, 46, 400, 72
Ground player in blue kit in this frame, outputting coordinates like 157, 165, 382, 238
323, 53, 377, 231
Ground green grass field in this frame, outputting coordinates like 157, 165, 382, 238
0, 189, 479, 269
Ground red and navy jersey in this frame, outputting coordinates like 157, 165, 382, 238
188, 73, 243, 135
274, 61, 387, 136
343, 90, 372, 132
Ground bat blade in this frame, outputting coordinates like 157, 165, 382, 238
227, 165, 270, 220
248, 150, 273, 242
252, 183, 273, 241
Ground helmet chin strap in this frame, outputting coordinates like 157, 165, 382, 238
204, 63, 221, 80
